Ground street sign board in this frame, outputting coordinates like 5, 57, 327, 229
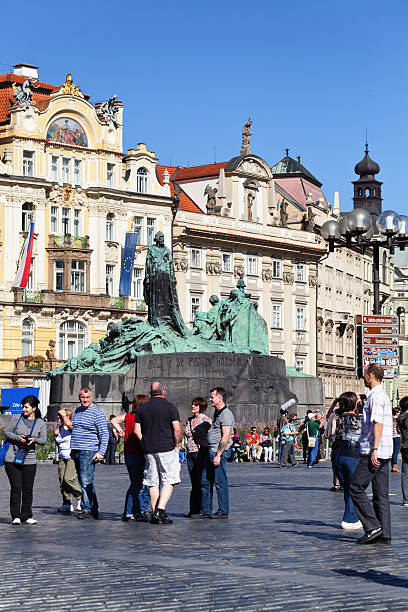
355, 314, 400, 379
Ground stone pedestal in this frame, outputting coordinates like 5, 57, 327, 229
48, 352, 322, 422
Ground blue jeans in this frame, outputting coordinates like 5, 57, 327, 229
124, 454, 150, 517
307, 437, 319, 467
392, 437, 401, 465
335, 454, 360, 523
71, 450, 98, 515
230, 447, 241, 462
278, 440, 283, 463
202, 449, 231, 515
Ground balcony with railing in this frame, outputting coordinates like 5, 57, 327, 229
13, 288, 128, 310
48, 234, 90, 249
22, 289, 43, 303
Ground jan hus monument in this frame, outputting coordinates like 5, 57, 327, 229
49, 233, 320, 420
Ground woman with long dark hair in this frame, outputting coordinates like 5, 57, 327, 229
111, 394, 151, 521
184, 397, 212, 518
334, 392, 362, 530
4, 395, 46, 524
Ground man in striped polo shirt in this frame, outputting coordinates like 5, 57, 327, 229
71, 387, 109, 520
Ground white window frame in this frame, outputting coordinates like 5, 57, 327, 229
131, 217, 142, 244
51, 156, 58, 182
191, 295, 201, 321
271, 303, 282, 328
136, 167, 148, 193
62, 207, 70, 235
107, 163, 115, 189
62, 158, 70, 184
73, 209, 81, 237
58, 320, 86, 360
22, 150, 34, 177
248, 255, 257, 276
191, 248, 202, 269
22, 203, 34, 232
106, 264, 114, 296
272, 260, 282, 278
54, 260, 64, 291
295, 263, 305, 282
74, 160, 81, 186
71, 260, 86, 292
146, 218, 155, 246
296, 307, 305, 331
50, 206, 58, 234
106, 214, 114, 242
22, 318, 34, 356
222, 253, 232, 272
132, 268, 143, 299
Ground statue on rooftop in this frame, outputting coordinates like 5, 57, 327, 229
241, 117, 252, 155
280, 200, 289, 228
204, 185, 218, 213
99, 94, 120, 128
12, 78, 39, 109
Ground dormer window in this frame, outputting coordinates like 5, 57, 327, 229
136, 167, 148, 193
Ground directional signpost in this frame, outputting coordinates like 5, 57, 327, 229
355, 315, 399, 378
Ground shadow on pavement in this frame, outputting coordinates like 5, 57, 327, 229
334, 569, 408, 589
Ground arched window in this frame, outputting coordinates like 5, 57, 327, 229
365, 188, 370, 197
357, 188, 362, 198
382, 252, 387, 284
136, 167, 148, 194
373, 187, 376, 196
22, 203, 34, 232
106, 213, 114, 241
22, 318, 34, 356
58, 320, 86, 360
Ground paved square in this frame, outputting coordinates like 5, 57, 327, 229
1, 461, 408, 610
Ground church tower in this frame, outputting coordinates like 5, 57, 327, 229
352, 143, 382, 216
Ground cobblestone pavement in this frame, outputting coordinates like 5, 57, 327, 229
1, 460, 408, 611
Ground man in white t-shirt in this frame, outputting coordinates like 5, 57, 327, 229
350, 363, 393, 545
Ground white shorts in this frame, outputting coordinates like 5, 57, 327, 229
143, 450, 181, 487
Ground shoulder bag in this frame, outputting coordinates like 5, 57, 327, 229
0, 415, 23, 466
14, 418, 37, 466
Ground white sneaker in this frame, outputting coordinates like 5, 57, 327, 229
341, 520, 363, 530
24, 518, 37, 524
58, 504, 72, 513
401, 502, 408, 507
12, 518, 21, 525
76, 499, 82, 511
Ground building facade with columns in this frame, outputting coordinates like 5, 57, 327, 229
0, 64, 173, 388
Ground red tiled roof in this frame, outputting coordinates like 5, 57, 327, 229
156, 165, 202, 214
173, 162, 227, 181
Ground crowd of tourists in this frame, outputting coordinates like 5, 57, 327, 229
1, 362, 406, 545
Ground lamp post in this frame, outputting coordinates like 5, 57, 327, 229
321, 209, 408, 315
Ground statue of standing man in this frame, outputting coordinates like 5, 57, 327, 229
143, 232, 190, 337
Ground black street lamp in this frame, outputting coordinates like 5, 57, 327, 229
321, 209, 408, 315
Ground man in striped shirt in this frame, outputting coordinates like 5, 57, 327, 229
70, 387, 109, 520
350, 364, 393, 544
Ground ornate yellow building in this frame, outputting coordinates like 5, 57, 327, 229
0, 64, 173, 389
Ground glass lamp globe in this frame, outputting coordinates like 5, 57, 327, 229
376, 210, 402, 235
361, 225, 374, 240
338, 216, 352, 236
397, 214, 408, 236
346, 208, 372, 234
321, 220, 340, 240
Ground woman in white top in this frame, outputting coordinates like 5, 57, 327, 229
54, 409, 82, 512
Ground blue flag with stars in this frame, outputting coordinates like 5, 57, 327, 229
119, 232, 139, 296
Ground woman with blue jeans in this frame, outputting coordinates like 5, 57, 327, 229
307, 414, 322, 467
334, 392, 362, 530
112, 394, 150, 521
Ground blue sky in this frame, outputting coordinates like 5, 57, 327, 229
2, 0, 408, 216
